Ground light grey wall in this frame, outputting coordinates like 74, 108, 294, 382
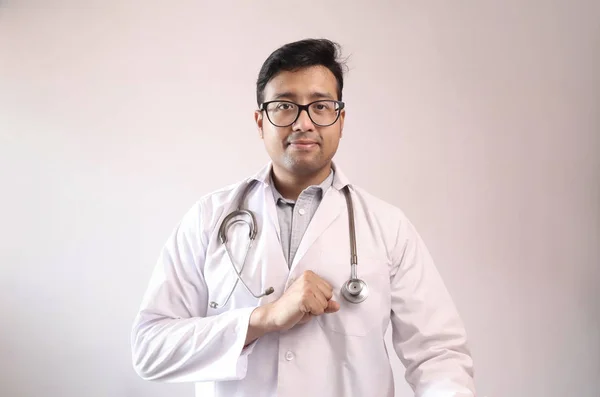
1, 1, 599, 397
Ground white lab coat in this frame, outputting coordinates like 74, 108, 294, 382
131, 162, 476, 397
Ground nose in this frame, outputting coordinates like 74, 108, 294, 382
292, 108, 315, 131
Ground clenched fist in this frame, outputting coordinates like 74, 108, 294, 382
268, 270, 340, 331
245, 271, 340, 345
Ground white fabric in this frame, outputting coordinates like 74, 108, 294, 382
130, 162, 476, 397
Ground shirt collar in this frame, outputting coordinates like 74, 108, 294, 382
248, 161, 351, 191
270, 168, 334, 204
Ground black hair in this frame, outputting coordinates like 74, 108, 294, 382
256, 38, 347, 106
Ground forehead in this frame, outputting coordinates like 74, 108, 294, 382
263, 65, 338, 101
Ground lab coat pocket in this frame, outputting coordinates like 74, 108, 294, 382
316, 260, 390, 337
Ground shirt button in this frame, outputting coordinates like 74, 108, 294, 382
285, 351, 295, 361
298, 208, 306, 215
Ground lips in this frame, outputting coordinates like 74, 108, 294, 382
288, 139, 318, 145
288, 140, 318, 150
290, 140, 317, 145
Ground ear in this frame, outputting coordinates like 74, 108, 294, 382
338, 108, 345, 138
254, 110, 264, 139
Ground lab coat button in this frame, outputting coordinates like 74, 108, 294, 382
298, 208, 306, 215
285, 351, 295, 361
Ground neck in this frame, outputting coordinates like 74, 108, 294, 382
271, 163, 332, 201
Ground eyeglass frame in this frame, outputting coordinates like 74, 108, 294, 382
258, 99, 345, 127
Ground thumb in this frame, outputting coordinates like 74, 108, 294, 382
325, 300, 340, 313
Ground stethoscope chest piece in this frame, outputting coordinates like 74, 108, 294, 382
339, 185, 369, 304
341, 278, 369, 304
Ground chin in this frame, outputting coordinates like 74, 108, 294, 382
283, 157, 328, 176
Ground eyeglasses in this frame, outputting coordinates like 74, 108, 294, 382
259, 100, 345, 127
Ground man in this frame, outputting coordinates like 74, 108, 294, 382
131, 38, 476, 397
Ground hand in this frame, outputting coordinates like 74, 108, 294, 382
245, 270, 340, 346
266, 270, 340, 332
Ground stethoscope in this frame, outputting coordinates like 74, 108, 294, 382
209, 180, 368, 309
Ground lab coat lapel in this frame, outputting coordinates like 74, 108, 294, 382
290, 187, 344, 271
263, 184, 282, 243
243, 179, 289, 291
247, 163, 281, 242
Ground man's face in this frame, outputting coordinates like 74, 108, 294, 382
254, 65, 345, 177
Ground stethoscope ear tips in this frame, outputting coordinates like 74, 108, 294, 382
341, 278, 369, 304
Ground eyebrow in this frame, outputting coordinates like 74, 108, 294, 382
270, 91, 336, 101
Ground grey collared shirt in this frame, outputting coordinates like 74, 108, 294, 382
271, 170, 334, 268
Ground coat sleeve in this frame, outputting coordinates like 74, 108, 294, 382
130, 200, 258, 383
389, 216, 476, 397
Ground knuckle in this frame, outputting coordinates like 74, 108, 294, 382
301, 287, 312, 300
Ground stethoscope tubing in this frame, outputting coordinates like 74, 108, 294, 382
210, 179, 367, 309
